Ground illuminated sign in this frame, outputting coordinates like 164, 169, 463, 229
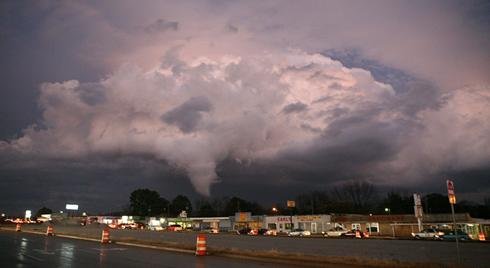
277, 216, 291, 222
297, 215, 321, 222
235, 212, 251, 222
287, 200, 296, 208
25, 210, 32, 219
65, 204, 79, 210
446, 180, 456, 204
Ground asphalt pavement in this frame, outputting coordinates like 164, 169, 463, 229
3, 224, 490, 268
0, 231, 300, 268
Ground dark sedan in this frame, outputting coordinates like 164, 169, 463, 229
440, 230, 471, 241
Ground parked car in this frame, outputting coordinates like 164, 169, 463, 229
148, 226, 164, 231
167, 224, 183, 231
257, 228, 269, 235
120, 222, 146, 230
265, 229, 277, 236
411, 228, 444, 240
288, 228, 311, 236
440, 230, 471, 241
203, 227, 219, 234
323, 226, 349, 237
236, 228, 252, 235
340, 229, 364, 238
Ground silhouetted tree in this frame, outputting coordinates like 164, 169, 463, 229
222, 196, 264, 216
296, 191, 334, 214
194, 199, 217, 217
379, 192, 413, 214
424, 193, 451, 214
35, 207, 52, 218
170, 195, 192, 216
333, 180, 377, 213
129, 189, 168, 216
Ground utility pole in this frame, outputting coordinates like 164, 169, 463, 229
287, 200, 295, 231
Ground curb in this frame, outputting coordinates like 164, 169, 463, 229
115, 241, 195, 254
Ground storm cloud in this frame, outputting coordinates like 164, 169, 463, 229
0, 1, 489, 212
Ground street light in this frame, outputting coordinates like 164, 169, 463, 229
272, 207, 278, 213
384, 207, 391, 215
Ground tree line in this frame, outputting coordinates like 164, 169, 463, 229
28, 181, 490, 219
125, 180, 490, 219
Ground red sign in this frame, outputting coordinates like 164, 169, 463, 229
446, 180, 456, 204
446, 180, 455, 195
287, 200, 296, 208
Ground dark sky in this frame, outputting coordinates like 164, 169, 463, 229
1, 1, 490, 215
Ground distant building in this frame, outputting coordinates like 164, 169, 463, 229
331, 213, 489, 239
265, 215, 332, 234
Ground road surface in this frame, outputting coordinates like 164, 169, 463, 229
0, 231, 301, 268
4, 224, 490, 267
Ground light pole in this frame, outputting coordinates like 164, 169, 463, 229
384, 207, 391, 215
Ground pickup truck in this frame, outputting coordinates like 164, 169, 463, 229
323, 226, 349, 237
411, 228, 444, 239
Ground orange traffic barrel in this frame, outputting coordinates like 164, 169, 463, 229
15, 224, 21, 232
355, 230, 362, 238
195, 234, 207, 256
479, 232, 486, 241
101, 228, 110, 243
46, 225, 54, 236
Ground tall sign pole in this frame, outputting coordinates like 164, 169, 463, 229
446, 179, 460, 264
287, 200, 296, 231
413, 193, 423, 231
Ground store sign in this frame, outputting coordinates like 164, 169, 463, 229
235, 212, 251, 222
65, 204, 79, 210
297, 215, 321, 222
413, 193, 421, 206
413, 193, 423, 218
446, 180, 456, 204
276, 216, 291, 222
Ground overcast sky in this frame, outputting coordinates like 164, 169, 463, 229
1, 0, 489, 214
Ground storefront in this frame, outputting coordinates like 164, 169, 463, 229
233, 212, 264, 230
332, 213, 488, 239
190, 217, 232, 232
265, 214, 332, 234
167, 217, 193, 229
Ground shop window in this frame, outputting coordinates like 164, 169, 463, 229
352, 223, 361, 230
268, 223, 277, 230
368, 222, 379, 232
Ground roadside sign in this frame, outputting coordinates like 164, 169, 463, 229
413, 193, 423, 218
413, 193, 422, 206
449, 195, 456, 204
287, 200, 296, 208
446, 179, 460, 263
446, 180, 456, 204
65, 204, 79, 210
447, 180, 455, 195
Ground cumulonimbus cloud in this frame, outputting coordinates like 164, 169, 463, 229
0, 49, 399, 194
1, 47, 489, 195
